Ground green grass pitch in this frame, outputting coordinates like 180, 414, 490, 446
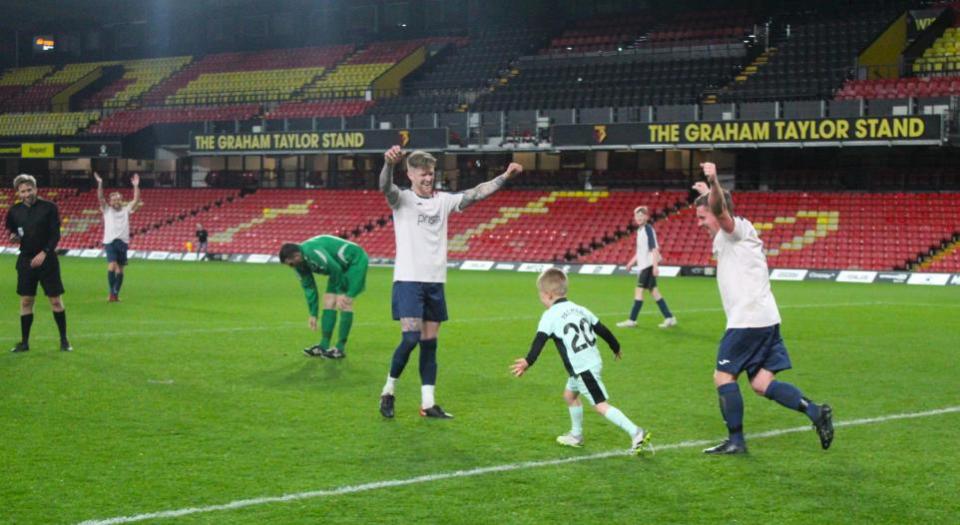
1, 256, 957, 524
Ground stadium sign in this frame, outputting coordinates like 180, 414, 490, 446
578, 264, 617, 275
552, 116, 944, 149
836, 271, 878, 284
805, 270, 840, 281
770, 269, 808, 281
460, 260, 496, 271
189, 129, 447, 154
906, 273, 952, 286
9, 249, 958, 286
0, 141, 121, 158
875, 272, 910, 284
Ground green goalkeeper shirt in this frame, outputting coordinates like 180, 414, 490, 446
295, 235, 367, 315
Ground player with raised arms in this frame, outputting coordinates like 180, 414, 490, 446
378, 146, 523, 419
695, 162, 834, 454
94, 172, 141, 302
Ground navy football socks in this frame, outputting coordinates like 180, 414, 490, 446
765, 380, 819, 422
718, 382, 745, 443
629, 300, 643, 321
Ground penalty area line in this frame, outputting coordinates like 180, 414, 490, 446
78, 405, 960, 525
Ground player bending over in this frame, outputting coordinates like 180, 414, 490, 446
512, 268, 651, 455
695, 162, 833, 454
279, 234, 369, 359
616, 205, 677, 329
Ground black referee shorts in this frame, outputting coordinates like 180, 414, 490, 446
16, 253, 65, 297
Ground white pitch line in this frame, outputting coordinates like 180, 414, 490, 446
11, 301, 950, 342
77, 405, 960, 525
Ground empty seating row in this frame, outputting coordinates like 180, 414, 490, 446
79, 56, 193, 109
266, 100, 373, 119
144, 46, 354, 106
0, 111, 99, 136
835, 76, 960, 99
721, 14, 897, 102
586, 191, 960, 271
86, 104, 260, 135
473, 57, 738, 111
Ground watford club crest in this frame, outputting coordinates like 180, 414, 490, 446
593, 125, 607, 144
398, 130, 411, 147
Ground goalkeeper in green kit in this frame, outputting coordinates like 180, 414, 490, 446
279, 235, 369, 359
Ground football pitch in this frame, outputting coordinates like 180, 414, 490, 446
1, 256, 957, 524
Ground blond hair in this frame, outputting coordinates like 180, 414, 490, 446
695, 191, 735, 215
406, 150, 437, 170
537, 267, 568, 296
13, 173, 37, 189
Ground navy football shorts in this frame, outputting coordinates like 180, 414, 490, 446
715, 324, 792, 379
391, 281, 449, 322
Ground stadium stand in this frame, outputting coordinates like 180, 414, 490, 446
47, 189, 239, 250
266, 100, 373, 119
404, 30, 546, 92
1, 61, 112, 112
132, 189, 387, 254
0, 187, 75, 210
543, 14, 655, 54
0, 187, 78, 249
0, 65, 55, 105
912, 25, 960, 75
368, 92, 462, 116
355, 189, 686, 262
365, 30, 549, 115
0, 111, 99, 136
923, 239, 960, 272
644, 9, 754, 46
297, 39, 441, 100
588, 191, 960, 271
835, 76, 960, 99
720, 12, 899, 101
86, 104, 260, 135
141, 46, 354, 106
78, 56, 193, 109
472, 56, 740, 110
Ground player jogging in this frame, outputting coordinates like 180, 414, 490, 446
279, 234, 369, 359
95, 172, 141, 302
695, 162, 833, 454
512, 268, 651, 454
378, 146, 523, 419
616, 205, 677, 329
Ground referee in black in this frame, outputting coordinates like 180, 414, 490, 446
5, 174, 71, 352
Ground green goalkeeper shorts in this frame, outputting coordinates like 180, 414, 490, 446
326, 250, 369, 297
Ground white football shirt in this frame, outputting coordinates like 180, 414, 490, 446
635, 223, 658, 270
391, 189, 464, 283
712, 217, 781, 329
537, 299, 603, 375
102, 203, 134, 244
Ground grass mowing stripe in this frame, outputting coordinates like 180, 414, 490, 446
77, 405, 960, 525
16, 301, 948, 341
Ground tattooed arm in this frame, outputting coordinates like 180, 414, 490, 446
459, 162, 523, 210
381, 146, 403, 208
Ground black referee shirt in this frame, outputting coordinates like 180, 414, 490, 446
4, 198, 61, 258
